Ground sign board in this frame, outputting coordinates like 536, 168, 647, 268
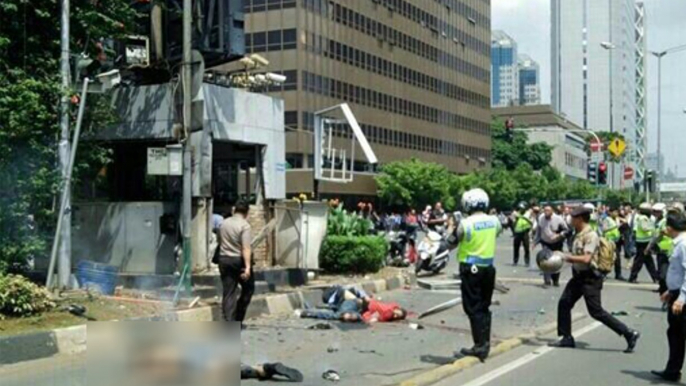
147, 146, 183, 176
608, 138, 626, 158
590, 139, 603, 153
624, 166, 634, 180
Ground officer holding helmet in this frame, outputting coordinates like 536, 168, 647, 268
452, 189, 502, 361
648, 203, 676, 298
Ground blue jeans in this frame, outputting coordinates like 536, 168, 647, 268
300, 300, 360, 320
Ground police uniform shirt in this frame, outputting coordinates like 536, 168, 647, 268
572, 225, 600, 272
667, 233, 686, 303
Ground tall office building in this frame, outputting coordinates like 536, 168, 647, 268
237, 0, 492, 198
518, 55, 540, 106
551, 0, 640, 187
491, 30, 519, 107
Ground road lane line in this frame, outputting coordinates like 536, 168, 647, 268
460, 321, 603, 386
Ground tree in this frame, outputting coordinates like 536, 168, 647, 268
0, 1, 140, 273
375, 159, 458, 210
491, 119, 553, 171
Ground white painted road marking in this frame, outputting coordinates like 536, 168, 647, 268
461, 321, 603, 386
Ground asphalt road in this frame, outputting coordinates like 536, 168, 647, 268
0, 236, 668, 386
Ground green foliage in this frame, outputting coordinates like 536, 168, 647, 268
0, 0, 140, 272
491, 119, 553, 171
375, 158, 459, 210
327, 206, 373, 237
0, 274, 55, 318
583, 132, 627, 162
320, 236, 388, 274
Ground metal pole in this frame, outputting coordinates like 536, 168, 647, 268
57, 0, 72, 289
181, 0, 193, 292
47, 79, 90, 290
656, 55, 662, 201
608, 0, 615, 190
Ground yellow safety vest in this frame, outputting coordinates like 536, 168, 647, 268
514, 213, 532, 233
634, 214, 654, 243
458, 214, 500, 266
603, 217, 621, 242
657, 218, 674, 254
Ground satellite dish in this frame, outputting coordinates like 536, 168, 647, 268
191, 50, 205, 98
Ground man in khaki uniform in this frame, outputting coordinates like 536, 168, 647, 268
218, 201, 254, 326
550, 206, 640, 352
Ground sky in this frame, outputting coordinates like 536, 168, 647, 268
492, 0, 686, 177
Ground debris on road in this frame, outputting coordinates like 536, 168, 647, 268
308, 322, 333, 330
418, 298, 462, 319
611, 310, 629, 316
327, 346, 339, 353
322, 370, 341, 382
188, 296, 201, 308
409, 323, 425, 330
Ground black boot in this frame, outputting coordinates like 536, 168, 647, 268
456, 317, 480, 358
458, 315, 490, 362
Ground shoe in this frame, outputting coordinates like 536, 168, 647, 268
456, 345, 489, 362
553, 281, 560, 287
628, 279, 638, 284
294, 309, 303, 318
651, 370, 681, 382
615, 276, 627, 281
624, 330, 640, 353
549, 336, 576, 348
264, 362, 304, 382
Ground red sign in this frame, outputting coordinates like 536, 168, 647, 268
599, 162, 607, 172
624, 166, 634, 180
590, 140, 603, 152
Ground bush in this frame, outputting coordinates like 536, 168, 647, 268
320, 235, 388, 274
0, 274, 55, 319
327, 205, 373, 237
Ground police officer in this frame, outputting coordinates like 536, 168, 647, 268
647, 203, 673, 297
601, 206, 625, 281
629, 202, 659, 284
512, 202, 533, 266
550, 206, 641, 352
454, 189, 501, 361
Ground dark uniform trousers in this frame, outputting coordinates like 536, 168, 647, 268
558, 270, 631, 338
218, 255, 255, 323
665, 291, 686, 376
614, 240, 624, 278
460, 264, 496, 347
629, 242, 658, 282
513, 231, 531, 265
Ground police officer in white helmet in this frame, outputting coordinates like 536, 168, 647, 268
453, 189, 502, 361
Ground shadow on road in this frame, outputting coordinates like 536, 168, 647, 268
634, 305, 665, 313
420, 354, 456, 366
621, 370, 665, 384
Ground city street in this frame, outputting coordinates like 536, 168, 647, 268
0, 236, 667, 386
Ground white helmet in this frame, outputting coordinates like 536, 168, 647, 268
653, 203, 667, 212
639, 202, 653, 212
583, 202, 595, 211
461, 189, 490, 213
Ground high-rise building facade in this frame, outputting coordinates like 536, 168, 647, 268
491, 30, 519, 107
238, 0, 492, 198
518, 54, 540, 106
551, 0, 640, 187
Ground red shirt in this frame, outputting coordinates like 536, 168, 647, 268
362, 300, 401, 323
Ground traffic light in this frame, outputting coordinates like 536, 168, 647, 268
587, 162, 598, 184
645, 170, 657, 193
598, 162, 608, 185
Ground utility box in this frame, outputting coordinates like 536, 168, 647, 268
147, 145, 183, 176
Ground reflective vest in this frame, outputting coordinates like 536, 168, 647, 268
603, 217, 621, 242
514, 213, 532, 233
458, 214, 500, 266
634, 214, 655, 243
657, 218, 674, 254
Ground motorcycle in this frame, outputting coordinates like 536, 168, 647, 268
386, 230, 410, 267
415, 231, 450, 275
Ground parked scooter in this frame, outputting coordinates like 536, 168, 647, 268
415, 231, 450, 275
386, 230, 409, 267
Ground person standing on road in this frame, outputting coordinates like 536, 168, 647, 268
602, 206, 626, 281
218, 200, 255, 327
453, 188, 502, 362
652, 212, 686, 382
512, 202, 533, 266
534, 204, 568, 287
549, 206, 641, 352
629, 203, 659, 284
427, 202, 448, 234
647, 203, 671, 296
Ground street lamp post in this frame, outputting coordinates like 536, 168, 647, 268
650, 44, 686, 201
600, 42, 616, 190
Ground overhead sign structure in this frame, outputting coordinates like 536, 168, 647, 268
608, 138, 626, 158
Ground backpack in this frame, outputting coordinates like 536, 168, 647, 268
594, 237, 617, 274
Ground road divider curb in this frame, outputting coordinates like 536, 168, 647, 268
395, 312, 587, 386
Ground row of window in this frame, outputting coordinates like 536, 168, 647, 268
243, 0, 296, 12
330, 2, 489, 83
300, 71, 490, 136
296, 111, 490, 160
285, 153, 380, 173
369, 0, 490, 54
302, 31, 489, 108
245, 28, 297, 52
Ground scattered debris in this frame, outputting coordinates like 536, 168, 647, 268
188, 296, 201, 308
611, 310, 629, 316
308, 322, 333, 330
322, 370, 341, 382
418, 298, 462, 319
538, 308, 546, 315
327, 346, 339, 353
409, 323, 425, 330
